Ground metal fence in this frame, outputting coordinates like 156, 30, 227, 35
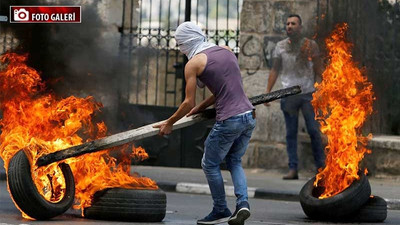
0, 29, 18, 54
119, 0, 243, 107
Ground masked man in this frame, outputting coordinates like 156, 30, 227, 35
154, 22, 256, 225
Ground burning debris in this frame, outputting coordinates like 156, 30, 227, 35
312, 23, 374, 197
0, 1, 163, 220
0, 0, 127, 133
299, 24, 386, 222
0, 52, 158, 219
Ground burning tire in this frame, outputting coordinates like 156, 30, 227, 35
83, 188, 166, 222
299, 172, 371, 221
7, 150, 75, 220
344, 195, 387, 222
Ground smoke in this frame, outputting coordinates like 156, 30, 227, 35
0, 0, 129, 132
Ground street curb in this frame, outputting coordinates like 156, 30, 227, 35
254, 188, 299, 201
157, 181, 400, 210
157, 181, 177, 192
386, 198, 400, 210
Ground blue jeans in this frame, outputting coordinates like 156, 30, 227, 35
280, 93, 325, 170
202, 111, 256, 211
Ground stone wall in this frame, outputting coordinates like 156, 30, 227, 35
364, 136, 400, 177
239, 0, 324, 172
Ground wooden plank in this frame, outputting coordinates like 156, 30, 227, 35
36, 86, 301, 167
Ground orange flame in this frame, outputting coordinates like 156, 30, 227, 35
312, 24, 374, 199
0, 53, 157, 218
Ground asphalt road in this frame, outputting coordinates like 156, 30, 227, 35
1, 180, 400, 225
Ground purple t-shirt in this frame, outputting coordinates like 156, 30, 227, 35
198, 46, 254, 121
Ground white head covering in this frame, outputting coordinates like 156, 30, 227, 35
175, 22, 215, 88
175, 22, 215, 60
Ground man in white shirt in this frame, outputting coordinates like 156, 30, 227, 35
265, 14, 325, 179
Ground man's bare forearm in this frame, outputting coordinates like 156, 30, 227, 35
197, 95, 215, 111
266, 68, 278, 93
313, 57, 324, 83
167, 100, 195, 125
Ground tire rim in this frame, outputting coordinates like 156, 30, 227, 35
32, 164, 67, 203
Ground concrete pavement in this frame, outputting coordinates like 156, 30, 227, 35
132, 165, 400, 210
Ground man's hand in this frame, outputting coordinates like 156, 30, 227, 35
153, 121, 173, 136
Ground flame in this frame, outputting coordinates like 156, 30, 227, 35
312, 24, 374, 199
71, 145, 156, 214
0, 53, 157, 218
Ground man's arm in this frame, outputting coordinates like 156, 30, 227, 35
311, 41, 324, 83
266, 59, 281, 93
312, 55, 324, 83
187, 94, 215, 116
167, 67, 197, 123
153, 59, 199, 135
264, 58, 281, 106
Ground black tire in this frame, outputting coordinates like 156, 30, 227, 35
344, 196, 387, 222
84, 188, 166, 222
7, 150, 75, 220
299, 171, 371, 220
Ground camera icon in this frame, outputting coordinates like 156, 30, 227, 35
14, 8, 29, 21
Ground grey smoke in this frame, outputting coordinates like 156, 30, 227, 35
1, 0, 129, 133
